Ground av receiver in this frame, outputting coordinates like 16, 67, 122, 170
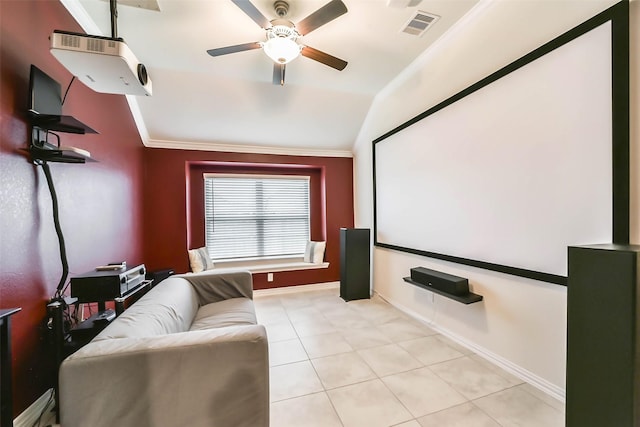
71, 264, 146, 302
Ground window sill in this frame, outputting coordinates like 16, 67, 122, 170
213, 260, 330, 274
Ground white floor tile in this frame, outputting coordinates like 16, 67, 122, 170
417, 402, 501, 427
265, 321, 298, 342
473, 385, 565, 427
255, 305, 289, 325
429, 356, 515, 400
264, 288, 563, 427
292, 318, 337, 337
393, 421, 422, 427
270, 392, 343, 427
357, 343, 423, 377
434, 334, 475, 356
352, 303, 402, 325
269, 338, 308, 366
325, 312, 372, 330
280, 294, 314, 309
253, 295, 284, 308
399, 336, 464, 366
327, 379, 413, 427
341, 326, 393, 350
270, 360, 324, 402
311, 352, 377, 389
300, 332, 353, 359
313, 295, 350, 312
382, 367, 468, 418
285, 306, 323, 322
378, 319, 434, 342
518, 383, 565, 413
468, 354, 524, 388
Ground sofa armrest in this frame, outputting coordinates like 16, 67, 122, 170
59, 324, 269, 427
176, 269, 253, 305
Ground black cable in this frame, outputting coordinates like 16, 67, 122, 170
60, 278, 71, 296
61, 76, 75, 106
41, 162, 69, 298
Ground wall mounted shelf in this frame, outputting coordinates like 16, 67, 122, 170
403, 277, 483, 304
29, 114, 98, 135
25, 144, 95, 164
26, 124, 97, 164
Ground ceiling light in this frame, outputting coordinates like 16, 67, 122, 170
262, 24, 301, 64
263, 37, 301, 64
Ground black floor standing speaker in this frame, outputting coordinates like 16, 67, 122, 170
567, 244, 640, 427
340, 228, 370, 301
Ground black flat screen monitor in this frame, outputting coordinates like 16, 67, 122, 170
28, 65, 62, 117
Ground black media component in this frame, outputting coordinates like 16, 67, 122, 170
566, 244, 640, 427
410, 267, 469, 296
146, 268, 175, 286
68, 309, 115, 346
340, 228, 370, 301
71, 264, 146, 302
27, 65, 97, 135
403, 267, 482, 304
28, 64, 62, 116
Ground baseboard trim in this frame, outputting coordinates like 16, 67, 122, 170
254, 281, 339, 297
375, 291, 566, 403
14, 388, 56, 427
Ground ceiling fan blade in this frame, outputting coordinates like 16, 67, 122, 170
207, 42, 262, 56
301, 46, 347, 71
296, 0, 348, 35
273, 64, 286, 86
230, 0, 271, 29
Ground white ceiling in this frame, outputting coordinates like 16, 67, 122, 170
64, 0, 480, 155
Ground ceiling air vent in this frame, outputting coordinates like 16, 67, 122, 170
402, 11, 440, 37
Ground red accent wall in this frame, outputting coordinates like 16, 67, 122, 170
0, 1, 145, 416
143, 149, 354, 289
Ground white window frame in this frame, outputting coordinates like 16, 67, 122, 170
203, 173, 311, 262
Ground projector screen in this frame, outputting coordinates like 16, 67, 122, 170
373, 3, 629, 285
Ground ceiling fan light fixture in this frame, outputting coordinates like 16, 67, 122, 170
263, 36, 301, 64
263, 24, 301, 64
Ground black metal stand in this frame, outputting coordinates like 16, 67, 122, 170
1, 308, 21, 427
48, 280, 152, 422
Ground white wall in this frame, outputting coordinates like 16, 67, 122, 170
353, 0, 638, 398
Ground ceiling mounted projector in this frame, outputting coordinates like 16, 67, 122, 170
50, 30, 152, 96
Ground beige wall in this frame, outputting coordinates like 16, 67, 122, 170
353, 0, 637, 397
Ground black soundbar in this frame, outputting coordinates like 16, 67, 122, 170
410, 267, 469, 296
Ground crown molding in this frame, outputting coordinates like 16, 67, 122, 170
144, 138, 354, 158
59, 0, 353, 159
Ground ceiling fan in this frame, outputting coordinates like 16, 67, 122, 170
207, 0, 348, 86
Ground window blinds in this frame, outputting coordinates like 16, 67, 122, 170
204, 174, 310, 260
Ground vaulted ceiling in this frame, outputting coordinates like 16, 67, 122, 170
63, 0, 479, 155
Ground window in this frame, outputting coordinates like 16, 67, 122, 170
204, 174, 310, 261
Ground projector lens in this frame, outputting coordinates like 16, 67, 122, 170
137, 64, 148, 85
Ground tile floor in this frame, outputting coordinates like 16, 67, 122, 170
257, 287, 565, 427
38, 286, 565, 427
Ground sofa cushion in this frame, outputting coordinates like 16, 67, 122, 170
94, 278, 200, 341
188, 246, 215, 273
189, 298, 257, 331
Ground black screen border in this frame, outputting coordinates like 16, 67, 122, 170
372, 1, 630, 286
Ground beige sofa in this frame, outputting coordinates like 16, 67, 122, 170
59, 269, 269, 427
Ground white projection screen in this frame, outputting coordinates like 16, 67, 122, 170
373, 3, 629, 285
